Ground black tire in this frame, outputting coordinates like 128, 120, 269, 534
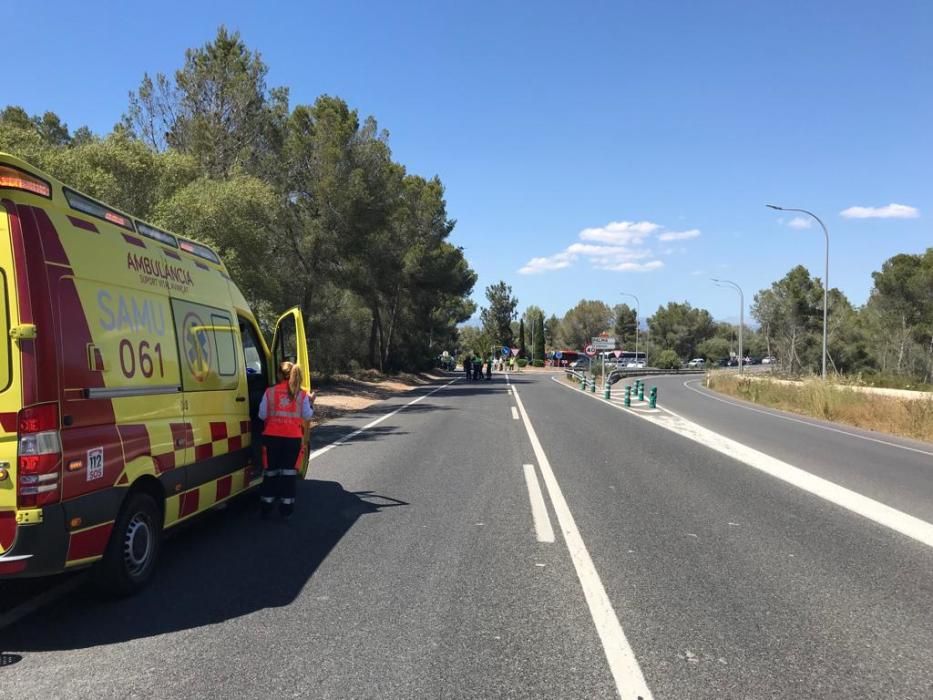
92, 491, 162, 597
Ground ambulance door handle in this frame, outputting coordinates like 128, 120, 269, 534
235, 396, 246, 403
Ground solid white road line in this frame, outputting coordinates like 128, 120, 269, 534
306, 379, 458, 466
512, 385, 653, 700
511, 406, 519, 420
550, 375, 933, 550
681, 378, 933, 458
522, 464, 556, 543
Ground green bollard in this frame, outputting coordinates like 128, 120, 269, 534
638, 382, 645, 402
649, 386, 657, 408
590, 377, 596, 393
580, 376, 587, 390
624, 385, 631, 407
603, 382, 610, 400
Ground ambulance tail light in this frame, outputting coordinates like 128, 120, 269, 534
0, 165, 52, 198
16, 403, 62, 508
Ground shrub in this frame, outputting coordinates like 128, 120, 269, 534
532, 359, 545, 367
655, 350, 681, 369
517, 358, 528, 368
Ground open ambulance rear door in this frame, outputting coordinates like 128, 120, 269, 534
270, 308, 311, 476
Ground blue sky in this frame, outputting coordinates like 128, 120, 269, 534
7, 1, 932, 324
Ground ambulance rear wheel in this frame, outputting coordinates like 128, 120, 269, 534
94, 491, 163, 596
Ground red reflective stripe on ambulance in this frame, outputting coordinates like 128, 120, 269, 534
66, 522, 113, 562
32, 203, 70, 266
118, 424, 152, 463
4, 201, 38, 405
179, 490, 199, 518
209, 422, 227, 441
154, 452, 175, 473
169, 423, 194, 449
0, 412, 15, 432
0, 511, 15, 551
17, 206, 68, 405
216, 475, 232, 501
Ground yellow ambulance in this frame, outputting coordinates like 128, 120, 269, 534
0, 152, 309, 594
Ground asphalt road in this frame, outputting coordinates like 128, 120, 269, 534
2, 370, 932, 699
645, 373, 933, 522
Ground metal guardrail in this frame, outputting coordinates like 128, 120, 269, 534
565, 366, 706, 386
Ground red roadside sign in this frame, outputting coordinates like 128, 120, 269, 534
585, 345, 596, 357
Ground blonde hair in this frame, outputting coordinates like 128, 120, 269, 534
279, 361, 303, 399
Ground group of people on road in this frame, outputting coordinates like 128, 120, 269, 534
461, 354, 524, 380
462, 355, 493, 381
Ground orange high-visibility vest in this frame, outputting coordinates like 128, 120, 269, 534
262, 382, 307, 439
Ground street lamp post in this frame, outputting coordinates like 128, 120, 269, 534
620, 292, 640, 363
712, 278, 744, 373
767, 204, 829, 379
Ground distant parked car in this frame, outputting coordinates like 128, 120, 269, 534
625, 360, 647, 369
569, 358, 590, 370
687, 358, 706, 368
761, 356, 776, 364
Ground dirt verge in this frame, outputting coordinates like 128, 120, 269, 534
309, 371, 448, 428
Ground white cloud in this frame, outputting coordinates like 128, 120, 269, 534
579, 220, 660, 245
565, 243, 636, 256
518, 218, 701, 275
597, 260, 664, 272
657, 228, 701, 241
567, 243, 653, 264
840, 203, 919, 219
787, 216, 812, 229
518, 252, 574, 275
690, 269, 706, 276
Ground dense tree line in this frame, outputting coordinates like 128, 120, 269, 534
752, 255, 933, 382
465, 251, 932, 385
0, 27, 476, 374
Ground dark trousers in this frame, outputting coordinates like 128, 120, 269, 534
261, 435, 302, 516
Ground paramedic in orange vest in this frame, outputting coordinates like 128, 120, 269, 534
258, 361, 314, 519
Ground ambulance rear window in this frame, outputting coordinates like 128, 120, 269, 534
63, 189, 135, 232
136, 221, 178, 247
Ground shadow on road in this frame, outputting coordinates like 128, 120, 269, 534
0, 479, 406, 652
